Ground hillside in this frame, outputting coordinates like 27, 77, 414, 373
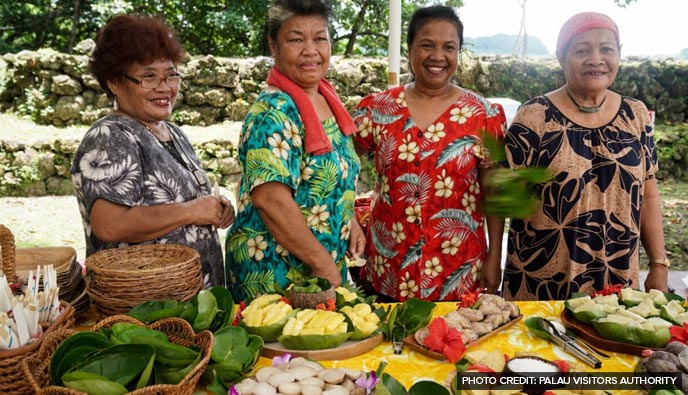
465, 34, 550, 56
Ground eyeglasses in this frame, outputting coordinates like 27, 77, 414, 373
124, 74, 182, 89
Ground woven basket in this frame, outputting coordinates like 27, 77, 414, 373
1, 224, 77, 283
22, 315, 213, 395
85, 244, 202, 316
0, 301, 75, 395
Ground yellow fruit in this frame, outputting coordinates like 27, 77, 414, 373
324, 314, 346, 333
336, 287, 358, 302
251, 294, 282, 309
263, 301, 293, 325
297, 309, 317, 323
353, 303, 372, 316
301, 327, 325, 335
282, 318, 304, 336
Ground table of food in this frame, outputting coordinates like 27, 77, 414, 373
4, 267, 688, 395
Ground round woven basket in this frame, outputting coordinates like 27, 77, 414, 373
22, 315, 213, 395
0, 301, 75, 395
85, 244, 202, 316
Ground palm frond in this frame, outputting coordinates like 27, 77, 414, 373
431, 209, 480, 232
240, 270, 276, 301
371, 221, 399, 259
437, 136, 476, 167
400, 237, 424, 270
438, 265, 472, 300
309, 160, 339, 201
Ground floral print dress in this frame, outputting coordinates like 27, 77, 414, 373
353, 85, 506, 301
71, 114, 225, 287
225, 89, 360, 301
502, 96, 657, 300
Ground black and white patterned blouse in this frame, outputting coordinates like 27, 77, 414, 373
71, 114, 225, 287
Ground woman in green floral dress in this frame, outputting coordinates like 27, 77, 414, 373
225, 0, 365, 301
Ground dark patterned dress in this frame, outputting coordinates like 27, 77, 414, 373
71, 114, 225, 287
353, 86, 506, 301
502, 96, 657, 300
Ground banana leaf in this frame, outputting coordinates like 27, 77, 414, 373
524, 317, 551, 341
591, 319, 671, 348
277, 332, 352, 350
62, 371, 128, 395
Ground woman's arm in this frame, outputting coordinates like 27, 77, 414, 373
251, 181, 342, 287
90, 195, 232, 243
479, 167, 505, 294
640, 177, 669, 292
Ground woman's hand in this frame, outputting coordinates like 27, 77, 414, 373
310, 260, 342, 288
479, 248, 502, 294
186, 195, 234, 229
644, 264, 669, 293
346, 218, 365, 259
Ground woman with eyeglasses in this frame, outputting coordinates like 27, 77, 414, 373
71, 14, 234, 287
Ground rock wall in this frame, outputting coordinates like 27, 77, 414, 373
0, 48, 686, 196
1, 48, 687, 126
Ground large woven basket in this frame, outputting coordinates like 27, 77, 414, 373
0, 301, 75, 395
85, 244, 202, 316
22, 315, 213, 395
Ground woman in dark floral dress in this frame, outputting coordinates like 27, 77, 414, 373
502, 12, 669, 300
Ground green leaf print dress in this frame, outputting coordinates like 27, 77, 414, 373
225, 89, 360, 301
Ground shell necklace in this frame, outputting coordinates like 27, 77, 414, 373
566, 88, 606, 113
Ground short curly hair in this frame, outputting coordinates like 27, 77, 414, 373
89, 14, 185, 99
267, 0, 332, 43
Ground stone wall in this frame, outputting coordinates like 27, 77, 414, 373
0, 48, 686, 196
1, 47, 687, 126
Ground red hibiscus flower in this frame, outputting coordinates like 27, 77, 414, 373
590, 283, 622, 297
422, 317, 466, 363
231, 301, 246, 326
669, 323, 688, 344
457, 288, 483, 309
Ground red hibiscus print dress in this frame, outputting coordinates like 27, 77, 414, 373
353, 85, 506, 301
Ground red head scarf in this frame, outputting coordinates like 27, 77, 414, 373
556, 12, 620, 58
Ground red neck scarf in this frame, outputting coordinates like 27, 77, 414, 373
266, 67, 356, 156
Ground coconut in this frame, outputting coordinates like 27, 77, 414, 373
290, 287, 336, 309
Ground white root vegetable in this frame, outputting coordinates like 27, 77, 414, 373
301, 385, 323, 395
268, 372, 296, 388
257, 367, 283, 382
278, 381, 302, 395
253, 382, 277, 395
319, 369, 345, 384
235, 378, 258, 394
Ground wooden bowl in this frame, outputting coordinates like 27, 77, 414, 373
289, 287, 336, 309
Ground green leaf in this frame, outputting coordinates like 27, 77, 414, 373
50, 332, 112, 385
193, 289, 220, 332
130, 336, 200, 367
209, 286, 235, 331
75, 343, 156, 387
62, 371, 128, 395
409, 380, 450, 395
524, 317, 551, 341
155, 352, 202, 384
379, 372, 408, 395
277, 332, 353, 350
110, 323, 168, 345
397, 298, 436, 335
127, 300, 191, 323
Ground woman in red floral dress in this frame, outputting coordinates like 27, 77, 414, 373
353, 5, 506, 301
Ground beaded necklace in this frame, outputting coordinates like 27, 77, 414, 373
566, 88, 606, 113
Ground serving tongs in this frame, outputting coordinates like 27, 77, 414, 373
537, 318, 602, 369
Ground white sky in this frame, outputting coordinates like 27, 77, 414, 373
457, 0, 688, 56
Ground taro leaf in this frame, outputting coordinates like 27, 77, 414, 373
155, 352, 202, 384
243, 335, 264, 371
111, 323, 168, 345
50, 331, 112, 385
277, 332, 352, 350
211, 326, 249, 362
397, 298, 436, 335
206, 372, 229, 395
591, 320, 671, 348
409, 380, 450, 395
62, 371, 128, 395
76, 343, 156, 387
193, 290, 219, 332
209, 286, 234, 331
524, 317, 551, 341
127, 300, 190, 323
204, 359, 244, 383
130, 336, 199, 367
377, 372, 408, 395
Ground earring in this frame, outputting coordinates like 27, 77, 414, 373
113, 97, 119, 111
